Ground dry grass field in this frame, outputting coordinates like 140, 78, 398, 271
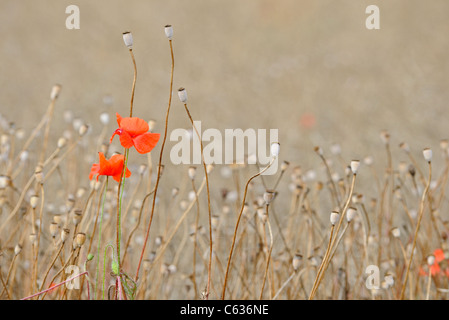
1, 0, 449, 300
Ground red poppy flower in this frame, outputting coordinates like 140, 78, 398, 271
89, 152, 131, 182
419, 248, 447, 277
110, 113, 160, 154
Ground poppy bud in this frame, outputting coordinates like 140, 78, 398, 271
271, 142, 280, 157
423, 148, 432, 162
165, 25, 173, 40
123, 31, 133, 48
50, 84, 62, 100
178, 87, 188, 103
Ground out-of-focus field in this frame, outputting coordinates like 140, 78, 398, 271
1, 0, 449, 300
2, 0, 449, 161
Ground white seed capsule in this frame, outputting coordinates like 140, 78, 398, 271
100, 112, 110, 125
346, 207, 357, 222
263, 190, 276, 205
292, 254, 303, 271
423, 148, 432, 162
280, 161, 290, 171
148, 119, 156, 132
75, 233, 86, 247
14, 244, 22, 256
330, 211, 339, 225
57, 137, 67, 149
50, 84, 62, 100
188, 166, 197, 180
427, 254, 435, 266
178, 87, 188, 103
350, 160, 360, 174
440, 139, 449, 150
49, 222, 59, 238
270, 142, 280, 157
123, 31, 133, 48
164, 25, 173, 40
79, 124, 89, 137
0, 175, 10, 189
399, 142, 410, 153
61, 228, 70, 243
30, 195, 39, 209
391, 227, 401, 238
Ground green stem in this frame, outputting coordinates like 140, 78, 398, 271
103, 244, 115, 300
95, 177, 108, 299
117, 148, 130, 269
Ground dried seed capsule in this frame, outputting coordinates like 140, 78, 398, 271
122, 31, 133, 48
75, 233, 86, 247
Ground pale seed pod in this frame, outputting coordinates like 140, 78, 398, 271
164, 25, 173, 40
427, 254, 435, 266
143, 259, 152, 271
100, 112, 110, 125
20, 150, 29, 162
280, 161, 290, 172
314, 146, 323, 156
49, 222, 59, 238
364, 156, 373, 166
75, 233, 86, 247
270, 142, 280, 157
61, 228, 70, 243
122, 31, 133, 48
14, 244, 22, 256
440, 139, 448, 151
50, 84, 62, 100
30, 195, 39, 209
292, 253, 303, 271
263, 190, 276, 205
346, 207, 357, 222
168, 264, 177, 274
148, 119, 156, 132
155, 236, 163, 247
171, 187, 179, 198
391, 227, 401, 238
34, 166, 44, 185
211, 215, 220, 229
350, 160, 360, 174
188, 166, 197, 180
330, 211, 339, 225
57, 137, 67, 149
73, 209, 82, 226
178, 87, 188, 103
29, 233, 37, 246
0, 175, 10, 189
399, 142, 410, 153
257, 207, 267, 224
206, 164, 214, 174
76, 187, 86, 199
53, 215, 64, 226
380, 130, 390, 145
423, 148, 432, 162
79, 124, 89, 137
330, 143, 341, 155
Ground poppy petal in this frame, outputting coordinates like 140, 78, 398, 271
119, 117, 149, 136
430, 263, 441, 276
434, 248, 445, 263
133, 133, 160, 154
116, 113, 123, 127
89, 163, 100, 181
119, 131, 134, 149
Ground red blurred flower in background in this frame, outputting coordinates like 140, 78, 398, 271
419, 248, 448, 277
89, 152, 131, 182
110, 113, 160, 154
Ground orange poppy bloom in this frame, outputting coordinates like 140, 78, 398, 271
419, 248, 447, 277
110, 113, 160, 154
89, 152, 131, 182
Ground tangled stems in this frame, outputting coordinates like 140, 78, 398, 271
221, 157, 276, 300
400, 160, 432, 300
135, 38, 174, 283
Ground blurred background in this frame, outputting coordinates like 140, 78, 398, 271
1, 0, 448, 166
